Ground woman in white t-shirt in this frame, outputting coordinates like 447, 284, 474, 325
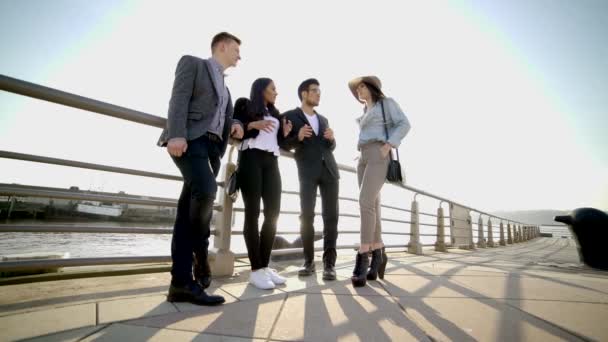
233, 78, 293, 290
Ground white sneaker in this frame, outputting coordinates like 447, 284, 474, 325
249, 269, 275, 290
264, 267, 287, 285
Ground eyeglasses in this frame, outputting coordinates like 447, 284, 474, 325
307, 88, 321, 94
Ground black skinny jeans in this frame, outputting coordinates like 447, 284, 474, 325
238, 148, 282, 270
170, 134, 221, 285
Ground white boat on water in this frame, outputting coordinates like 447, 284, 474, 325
76, 203, 122, 217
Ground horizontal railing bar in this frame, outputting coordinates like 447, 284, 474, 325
280, 190, 414, 214
381, 231, 411, 236
0, 185, 179, 207
419, 211, 438, 218
0, 184, 227, 211
0, 150, 183, 182
0, 74, 166, 128
239, 243, 410, 258
281, 190, 359, 204
377, 204, 411, 213
0, 225, 173, 234
0, 256, 172, 272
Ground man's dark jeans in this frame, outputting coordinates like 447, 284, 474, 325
170, 134, 221, 285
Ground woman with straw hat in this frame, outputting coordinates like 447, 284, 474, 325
347, 76, 411, 287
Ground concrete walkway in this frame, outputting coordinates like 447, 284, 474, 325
1, 238, 607, 341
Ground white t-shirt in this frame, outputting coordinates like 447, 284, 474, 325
303, 110, 319, 135
242, 115, 281, 156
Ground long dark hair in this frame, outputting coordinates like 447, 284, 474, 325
363, 81, 385, 104
249, 78, 280, 120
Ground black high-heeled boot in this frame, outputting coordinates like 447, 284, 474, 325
351, 252, 370, 287
367, 248, 383, 280
379, 247, 388, 279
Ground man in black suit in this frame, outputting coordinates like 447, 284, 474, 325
158, 32, 244, 305
280, 79, 340, 280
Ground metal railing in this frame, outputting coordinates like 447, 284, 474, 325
0, 74, 541, 278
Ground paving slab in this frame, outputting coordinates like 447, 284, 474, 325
451, 274, 608, 303
0, 303, 95, 341
21, 325, 107, 342
271, 293, 430, 341
0, 273, 169, 316
381, 274, 476, 298
398, 297, 583, 341
126, 294, 286, 339
506, 300, 608, 341
98, 294, 177, 324
285, 274, 390, 297
81, 323, 263, 341
220, 282, 286, 301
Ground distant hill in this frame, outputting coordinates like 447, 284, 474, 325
490, 210, 571, 225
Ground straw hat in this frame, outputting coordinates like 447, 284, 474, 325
348, 76, 383, 103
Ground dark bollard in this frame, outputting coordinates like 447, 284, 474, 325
555, 208, 608, 270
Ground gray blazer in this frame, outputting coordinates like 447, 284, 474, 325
157, 55, 235, 157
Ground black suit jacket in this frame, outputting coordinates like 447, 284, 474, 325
157, 55, 235, 157
280, 108, 339, 179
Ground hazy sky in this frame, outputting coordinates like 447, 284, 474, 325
1, 0, 606, 212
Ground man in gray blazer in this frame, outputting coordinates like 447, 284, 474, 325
158, 32, 244, 306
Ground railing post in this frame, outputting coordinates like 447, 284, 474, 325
507, 222, 513, 244
519, 225, 524, 242
468, 213, 476, 250
408, 197, 423, 255
487, 218, 495, 247
435, 205, 447, 252
499, 221, 506, 246
211, 155, 236, 277
7, 196, 16, 219
516, 225, 521, 243
477, 215, 486, 248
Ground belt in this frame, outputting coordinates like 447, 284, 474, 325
205, 132, 222, 143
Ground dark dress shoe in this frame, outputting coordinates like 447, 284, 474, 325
322, 248, 337, 280
298, 262, 316, 276
323, 265, 336, 280
166, 282, 225, 306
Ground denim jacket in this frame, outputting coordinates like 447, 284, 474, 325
357, 97, 411, 148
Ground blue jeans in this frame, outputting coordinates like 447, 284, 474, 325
170, 134, 221, 284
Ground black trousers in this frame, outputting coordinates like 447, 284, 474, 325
170, 135, 221, 285
299, 163, 339, 263
238, 149, 282, 270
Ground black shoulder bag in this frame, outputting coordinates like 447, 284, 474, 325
380, 100, 404, 184
226, 144, 244, 202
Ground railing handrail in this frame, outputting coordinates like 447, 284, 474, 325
0, 150, 182, 182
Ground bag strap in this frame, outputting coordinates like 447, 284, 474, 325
379, 99, 400, 162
